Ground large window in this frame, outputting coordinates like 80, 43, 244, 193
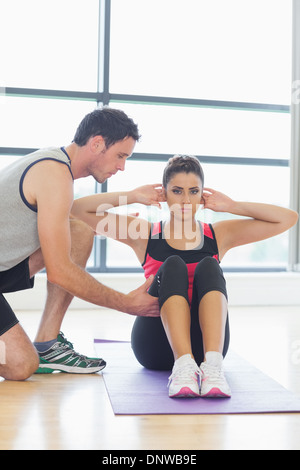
0, 0, 295, 272
0, 0, 99, 91
110, 0, 292, 105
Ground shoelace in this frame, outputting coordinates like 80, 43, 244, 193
57, 332, 105, 365
58, 332, 74, 349
200, 363, 225, 384
168, 363, 200, 387
57, 332, 92, 362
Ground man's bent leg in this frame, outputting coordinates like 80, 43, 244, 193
32, 219, 106, 374
0, 323, 39, 381
0, 257, 42, 380
34, 219, 94, 342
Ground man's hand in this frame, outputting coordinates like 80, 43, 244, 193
124, 276, 160, 317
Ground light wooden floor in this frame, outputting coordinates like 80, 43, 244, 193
1, 305, 300, 450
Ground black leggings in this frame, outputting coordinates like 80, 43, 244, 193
131, 256, 230, 370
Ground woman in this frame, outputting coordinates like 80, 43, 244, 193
72, 156, 298, 399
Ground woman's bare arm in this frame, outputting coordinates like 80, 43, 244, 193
72, 184, 163, 220
203, 188, 299, 260
71, 184, 164, 263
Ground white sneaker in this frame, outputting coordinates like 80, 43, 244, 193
168, 354, 200, 398
200, 352, 231, 398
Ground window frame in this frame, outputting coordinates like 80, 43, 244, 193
0, 0, 297, 273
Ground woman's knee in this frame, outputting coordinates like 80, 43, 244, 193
196, 256, 219, 271
194, 257, 223, 281
163, 255, 188, 274
194, 257, 227, 299
157, 256, 189, 304
160, 255, 188, 286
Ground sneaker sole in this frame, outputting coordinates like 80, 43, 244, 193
169, 386, 200, 398
35, 362, 106, 374
201, 387, 231, 398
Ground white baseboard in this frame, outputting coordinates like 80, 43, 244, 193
4, 271, 300, 311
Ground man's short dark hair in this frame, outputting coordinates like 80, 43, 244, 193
73, 107, 141, 148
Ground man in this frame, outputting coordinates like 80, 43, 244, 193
0, 107, 160, 381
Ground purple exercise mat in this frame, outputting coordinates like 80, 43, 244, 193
94, 339, 300, 415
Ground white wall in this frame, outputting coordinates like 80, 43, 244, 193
4, 272, 300, 311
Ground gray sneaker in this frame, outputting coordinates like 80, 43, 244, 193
34, 332, 106, 374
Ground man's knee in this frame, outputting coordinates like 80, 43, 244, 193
70, 219, 94, 245
0, 324, 39, 381
0, 346, 39, 381
70, 218, 94, 240
70, 219, 95, 263
7, 353, 39, 381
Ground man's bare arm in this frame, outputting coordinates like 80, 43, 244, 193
24, 160, 159, 316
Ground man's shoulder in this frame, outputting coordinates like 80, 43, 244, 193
27, 147, 69, 164
24, 147, 73, 180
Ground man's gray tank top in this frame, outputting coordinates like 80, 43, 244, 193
0, 147, 73, 272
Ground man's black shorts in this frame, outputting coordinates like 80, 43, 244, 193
0, 258, 35, 336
